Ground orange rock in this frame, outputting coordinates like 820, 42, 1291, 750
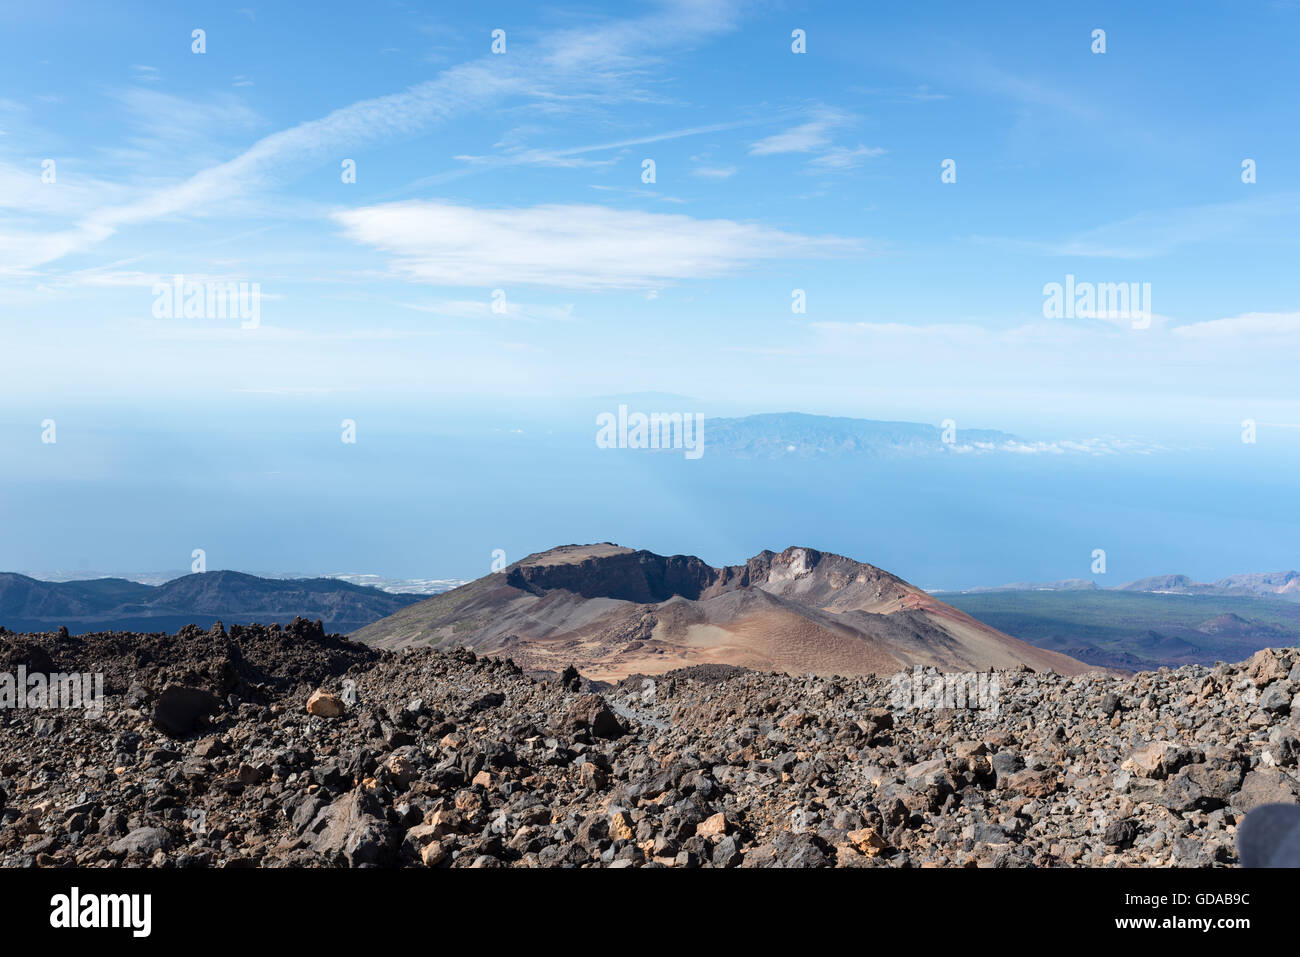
697, 812, 729, 838
847, 828, 887, 856
306, 689, 345, 717
610, 811, 635, 841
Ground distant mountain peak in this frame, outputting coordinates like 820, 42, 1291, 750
1118, 572, 1300, 601
355, 542, 1092, 680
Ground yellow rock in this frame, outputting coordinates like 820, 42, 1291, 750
697, 812, 729, 839
847, 827, 887, 856
386, 754, 414, 785
306, 689, 345, 717
610, 811, 635, 842
428, 808, 465, 835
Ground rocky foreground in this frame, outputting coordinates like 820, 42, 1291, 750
1, 621, 1298, 867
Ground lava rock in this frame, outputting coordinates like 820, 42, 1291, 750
152, 685, 221, 737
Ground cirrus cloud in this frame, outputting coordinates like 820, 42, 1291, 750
1171, 311, 1300, 340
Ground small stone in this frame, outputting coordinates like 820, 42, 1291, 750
1003, 769, 1058, 798
193, 737, 228, 758
579, 762, 607, 790
1103, 820, 1137, 847
420, 841, 447, 867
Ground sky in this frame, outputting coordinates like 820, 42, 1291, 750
2, 1, 1299, 581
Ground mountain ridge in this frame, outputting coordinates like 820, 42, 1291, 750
0, 569, 423, 635
946, 570, 1300, 601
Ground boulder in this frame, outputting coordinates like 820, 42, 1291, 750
152, 685, 220, 737
1234, 768, 1300, 814
562, 693, 625, 739
110, 826, 173, 858
697, 812, 729, 839
305, 789, 396, 867
307, 689, 346, 718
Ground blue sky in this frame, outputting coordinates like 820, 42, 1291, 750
2, 1, 1300, 580
3, 0, 1299, 432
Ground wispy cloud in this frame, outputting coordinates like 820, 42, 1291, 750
974, 192, 1300, 260
393, 297, 576, 323
539, 0, 741, 74
807, 145, 885, 172
1172, 312, 1300, 340
332, 200, 860, 290
850, 84, 949, 103
449, 120, 754, 174
0, 63, 525, 269
3, 1, 745, 271
749, 107, 851, 155
748, 106, 882, 174
112, 88, 264, 151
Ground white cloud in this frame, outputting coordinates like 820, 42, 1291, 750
332, 200, 860, 290
975, 192, 1300, 260
692, 165, 737, 179
394, 297, 576, 322
0, 63, 525, 270
0, 160, 133, 216
749, 108, 849, 155
4, 3, 746, 271
748, 107, 881, 174
540, 0, 741, 74
449, 121, 750, 174
806, 144, 885, 172
1171, 311, 1300, 340
112, 88, 265, 154
850, 84, 949, 103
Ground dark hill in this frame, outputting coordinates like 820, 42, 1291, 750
0, 570, 421, 635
